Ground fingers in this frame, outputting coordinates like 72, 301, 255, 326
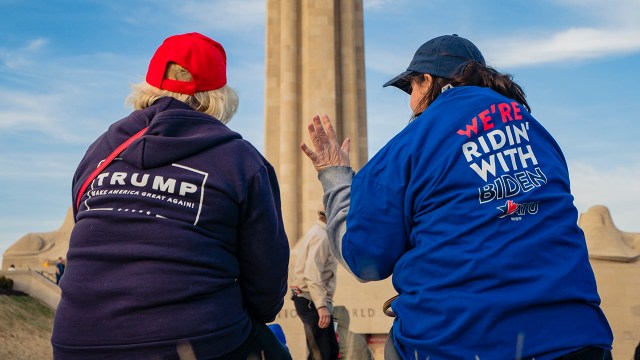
300, 114, 351, 171
310, 115, 327, 138
341, 137, 351, 154
321, 114, 338, 142
312, 114, 338, 146
318, 316, 330, 328
307, 118, 321, 151
312, 115, 327, 146
317, 306, 331, 328
300, 142, 317, 162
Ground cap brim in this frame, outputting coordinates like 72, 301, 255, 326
383, 70, 414, 94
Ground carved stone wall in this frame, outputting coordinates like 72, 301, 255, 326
579, 205, 640, 358
2, 207, 72, 273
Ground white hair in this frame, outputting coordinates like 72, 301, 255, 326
126, 63, 239, 124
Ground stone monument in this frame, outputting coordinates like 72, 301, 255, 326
264, 0, 368, 246
263, 2, 396, 359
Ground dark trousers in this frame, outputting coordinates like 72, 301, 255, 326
293, 296, 339, 360
554, 347, 612, 360
384, 329, 612, 360
210, 321, 292, 360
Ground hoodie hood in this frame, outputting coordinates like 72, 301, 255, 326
107, 97, 241, 169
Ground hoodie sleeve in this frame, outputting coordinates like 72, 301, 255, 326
318, 167, 360, 279
236, 163, 289, 323
320, 166, 407, 282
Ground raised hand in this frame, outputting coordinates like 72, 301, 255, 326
300, 114, 351, 172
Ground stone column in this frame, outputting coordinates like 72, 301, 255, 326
265, 0, 367, 246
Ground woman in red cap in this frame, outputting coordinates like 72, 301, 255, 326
52, 33, 291, 360
301, 34, 613, 360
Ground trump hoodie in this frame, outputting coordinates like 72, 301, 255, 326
52, 97, 289, 359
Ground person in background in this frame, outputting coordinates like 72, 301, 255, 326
332, 306, 373, 360
55, 257, 65, 285
52, 32, 290, 360
300, 34, 613, 359
291, 205, 339, 360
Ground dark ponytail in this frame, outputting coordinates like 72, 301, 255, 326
451, 62, 530, 112
410, 61, 530, 119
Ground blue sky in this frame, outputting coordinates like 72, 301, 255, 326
1, 0, 639, 264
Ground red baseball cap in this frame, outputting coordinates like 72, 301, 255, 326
146, 32, 227, 95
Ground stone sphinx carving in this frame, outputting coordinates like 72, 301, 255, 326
579, 204, 639, 262
578, 205, 640, 358
2, 207, 73, 271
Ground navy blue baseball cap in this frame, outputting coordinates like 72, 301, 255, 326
383, 34, 485, 94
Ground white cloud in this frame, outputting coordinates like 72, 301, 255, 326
0, 89, 73, 132
0, 42, 139, 143
553, 0, 640, 27
25, 38, 48, 51
569, 160, 640, 232
363, 0, 396, 10
365, 0, 640, 73
179, 0, 266, 31
0, 81, 125, 144
0, 152, 78, 180
485, 0, 640, 68
177, 0, 265, 32
0, 37, 48, 69
485, 27, 640, 68
118, 0, 265, 38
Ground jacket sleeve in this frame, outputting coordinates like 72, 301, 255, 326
304, 225, 332, 308
237, 164, 289, 323
320, 166, 408, 282
318, 167, 357, 278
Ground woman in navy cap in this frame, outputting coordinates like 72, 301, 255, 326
301, 34, 613, 360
